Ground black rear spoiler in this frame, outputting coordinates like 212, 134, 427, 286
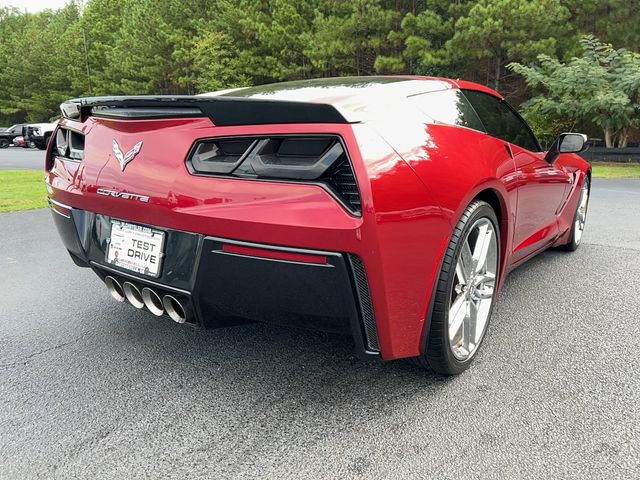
60, 95, 349, 126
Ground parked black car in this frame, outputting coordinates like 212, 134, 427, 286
0, 124, 27, 148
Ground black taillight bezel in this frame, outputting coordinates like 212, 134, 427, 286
47, 126, 85, 170
185, 134, 363, 216
51, 126, 85, 160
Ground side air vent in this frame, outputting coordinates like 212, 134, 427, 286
348, 254, 379, 352
323, 157, 362, 214
188, 135, 362, 215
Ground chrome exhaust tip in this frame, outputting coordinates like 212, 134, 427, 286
142, 287, 164, 316
163, 295, 187, 324
105, 276, 125, 302
122, 282, 144, 309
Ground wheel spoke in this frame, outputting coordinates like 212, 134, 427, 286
449, 294, 467, 341
455, 258, 467, 286
458, 241, 473, 282
472, 224, 492, 273
464, 301, 478, 352
474, 298, 492, 344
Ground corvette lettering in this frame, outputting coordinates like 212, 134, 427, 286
96, 188, 150, 203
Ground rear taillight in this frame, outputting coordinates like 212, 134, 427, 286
47, 127, 84, 171
54, 127, 84, 160
190, 138, 255, 174
187, 135, 362, 215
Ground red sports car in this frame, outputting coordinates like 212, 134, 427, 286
47, 76, 590, 374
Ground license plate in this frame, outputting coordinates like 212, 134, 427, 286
106, 221, 165, 277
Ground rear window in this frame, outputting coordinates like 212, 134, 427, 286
463, 90, 540, 152
407, 89, 485, 133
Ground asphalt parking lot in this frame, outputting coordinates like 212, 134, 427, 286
0, 147, 45, 170
1, 178, 639, 479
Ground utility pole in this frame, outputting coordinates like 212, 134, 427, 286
82, 27, 92, 94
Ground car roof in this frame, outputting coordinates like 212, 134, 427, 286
203, 75, 502, 102
200, 76, 502, 123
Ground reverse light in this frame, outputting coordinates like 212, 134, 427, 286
190, 138, 256, 174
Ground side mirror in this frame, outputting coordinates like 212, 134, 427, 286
545, 133, 589, 163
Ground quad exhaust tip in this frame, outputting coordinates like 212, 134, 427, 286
122, 281, 144, 309
163, 295, 187, 324
141, 287, 164, 316
105, 276, 125, 302
105, 277, 189, 324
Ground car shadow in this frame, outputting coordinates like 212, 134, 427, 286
81, 247, 569, 403
98, 302, 452, 402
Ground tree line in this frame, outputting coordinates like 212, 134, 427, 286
0, 0, 638, 145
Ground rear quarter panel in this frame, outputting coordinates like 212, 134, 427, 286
371, 118, 519, 291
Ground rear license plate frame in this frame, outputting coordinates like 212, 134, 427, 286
106, 221, 165, 278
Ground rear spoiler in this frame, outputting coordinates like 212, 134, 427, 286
60, 95, 349, 126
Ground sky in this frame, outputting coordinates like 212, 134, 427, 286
1, 0, 70, 12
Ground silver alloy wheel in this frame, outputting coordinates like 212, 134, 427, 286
574, 179, 590, 245
448, 218, 498, 361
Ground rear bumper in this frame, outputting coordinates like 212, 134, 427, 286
50, 203, 380, 356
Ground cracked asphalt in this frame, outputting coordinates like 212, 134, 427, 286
0, 179, 639, 479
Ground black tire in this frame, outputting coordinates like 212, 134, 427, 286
0, 138, 9, 148
558, 176, 590, 252
410, 200, 500, 375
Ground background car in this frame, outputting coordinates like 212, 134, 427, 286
0, 123, 27, 148
47, 76, 590, 375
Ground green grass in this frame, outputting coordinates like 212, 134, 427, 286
591, 162, 640, 179
0, 162, 637, 213
0, 170, 48, 212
